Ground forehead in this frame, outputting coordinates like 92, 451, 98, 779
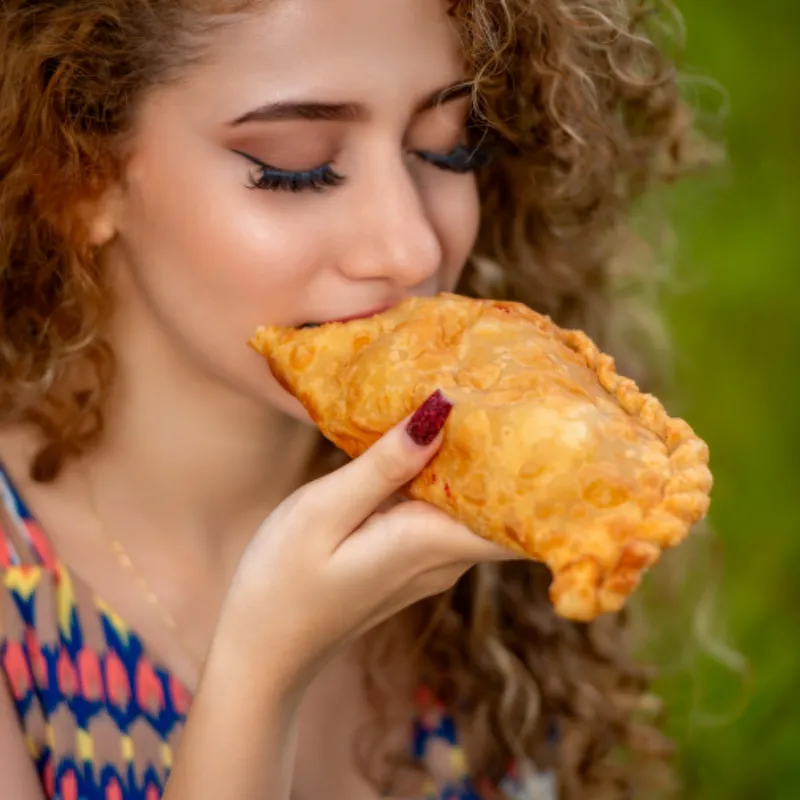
187, 0, 466, 104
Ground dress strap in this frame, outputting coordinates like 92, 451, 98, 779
0, 464, 56, 570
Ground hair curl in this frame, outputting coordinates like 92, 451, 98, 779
0, 0, 712, 797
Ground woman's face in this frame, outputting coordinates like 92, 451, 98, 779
103, 0, 480, 419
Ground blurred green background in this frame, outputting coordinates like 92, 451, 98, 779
638, 2, 799, 798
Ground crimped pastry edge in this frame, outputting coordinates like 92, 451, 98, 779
475, 295, 712, 619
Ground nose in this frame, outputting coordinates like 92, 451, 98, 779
337, 156, 443, 287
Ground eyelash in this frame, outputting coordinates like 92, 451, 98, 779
234, 151, 345, 193
234, 142, 494, 194
415, 143, 495, 174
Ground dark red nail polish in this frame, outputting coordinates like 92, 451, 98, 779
406, 390, 453, 446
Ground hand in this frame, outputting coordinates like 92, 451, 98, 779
221, 390, 514, 692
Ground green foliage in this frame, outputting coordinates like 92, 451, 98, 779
642, 2, 799, 797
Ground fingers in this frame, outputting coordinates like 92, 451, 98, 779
301, 390, 454, 542
341, 501, 515, 570
394, 503, 516, 563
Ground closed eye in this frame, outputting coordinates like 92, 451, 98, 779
233, 149, 345, 193
415, 143, 495, 174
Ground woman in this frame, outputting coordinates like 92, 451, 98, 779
0, 0, 704, 798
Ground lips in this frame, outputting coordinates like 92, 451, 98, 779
297, 304, 395, 329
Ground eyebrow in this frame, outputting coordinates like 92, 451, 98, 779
229, 81, 473, 126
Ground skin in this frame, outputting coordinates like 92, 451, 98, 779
0, 0, 512, 798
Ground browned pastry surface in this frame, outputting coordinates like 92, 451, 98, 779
250, 293, 712, 620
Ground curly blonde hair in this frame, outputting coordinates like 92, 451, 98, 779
0, 0, 711, 796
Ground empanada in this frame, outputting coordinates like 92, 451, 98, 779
250, 293, 712, 621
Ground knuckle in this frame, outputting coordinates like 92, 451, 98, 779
276, 484, 326, 534
382, 512, 462, 567
381, 507, 432, 550
289, 480, 325, 516
382, 500, 442, 532
416, 566, 466, 599
380, 513, 418, 559
371, 446, 413, 487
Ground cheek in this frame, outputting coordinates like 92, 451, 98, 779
427, 175, 480, 291
119, 156, 331, 330
112, 155, 334, 405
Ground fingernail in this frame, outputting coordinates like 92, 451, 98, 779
406, 390, 453, 446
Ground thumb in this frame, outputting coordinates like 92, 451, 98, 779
312, 389, 454, 539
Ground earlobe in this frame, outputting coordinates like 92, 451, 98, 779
83, 185, 122, 248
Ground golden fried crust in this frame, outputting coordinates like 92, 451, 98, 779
250, 293, 712, 621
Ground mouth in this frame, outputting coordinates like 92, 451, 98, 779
297, 304, 395, 329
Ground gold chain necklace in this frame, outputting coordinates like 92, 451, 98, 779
82, 468, 204, 669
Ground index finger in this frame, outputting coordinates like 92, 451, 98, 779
301, 390, 453, 542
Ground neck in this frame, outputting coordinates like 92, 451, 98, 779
92, 376, 317, 546
80, 278, 319, 554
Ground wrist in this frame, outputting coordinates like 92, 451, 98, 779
209, 583, 314, 703
165, 598, 305, 800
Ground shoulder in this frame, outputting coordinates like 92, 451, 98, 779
0, 428, 60, 573
0, 472, 56, 573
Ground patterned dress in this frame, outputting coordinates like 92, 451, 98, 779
0, 464, 557, 799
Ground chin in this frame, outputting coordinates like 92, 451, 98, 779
231, 341, 310, 423
270, 389, 315, 425
255, 369, 315, 425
